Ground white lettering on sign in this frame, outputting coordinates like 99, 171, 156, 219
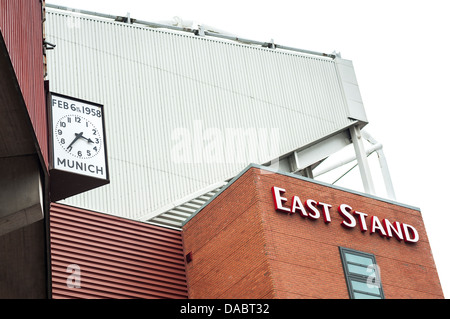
270, 186, 419, 244
271, 186, 291, 213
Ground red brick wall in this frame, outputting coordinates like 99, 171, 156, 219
183, 166, 444, 299
183, 170, 274, 298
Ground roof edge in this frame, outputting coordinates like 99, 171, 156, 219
182, 163, 421, 227
45, 3, 337, 60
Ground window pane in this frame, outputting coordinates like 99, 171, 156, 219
344, 252, 373, 266
339, 247, 384, 299
347, 263, 375, 276
351, 279, 381, 295
353, 292, 382, 299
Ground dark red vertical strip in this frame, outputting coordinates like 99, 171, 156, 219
0, 0, 48, 167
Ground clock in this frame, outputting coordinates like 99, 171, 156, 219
49, 92, 109, 186
55, 115, 102, 159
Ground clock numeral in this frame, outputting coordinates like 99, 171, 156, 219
56, 115, 101, 159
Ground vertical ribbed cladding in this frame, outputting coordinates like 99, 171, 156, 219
45, 9, 355, 221
49, 203, 188, 299
0, 0, 48, 167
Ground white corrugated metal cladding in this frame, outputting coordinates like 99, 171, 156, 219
45, 8, 366, 224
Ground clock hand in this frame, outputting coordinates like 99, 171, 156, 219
67, 132, 83, 149
79, 135, 94, 144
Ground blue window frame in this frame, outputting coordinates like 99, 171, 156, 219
339, 247, 385, 299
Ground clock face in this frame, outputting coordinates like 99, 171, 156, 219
55, 115, 102, 159
50, 93, 108, 181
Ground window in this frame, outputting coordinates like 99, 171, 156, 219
339, 247, 385, 299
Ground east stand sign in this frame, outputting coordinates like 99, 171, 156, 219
271, 186, 419, 244
48, 92, 110, 201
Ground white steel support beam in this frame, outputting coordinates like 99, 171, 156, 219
313, 143, 382, 178
303, 166, 314, 179
361, 130, 396, 200
376, 147, 396, 200
350, 125, 375, 195
289, 130, 351, 173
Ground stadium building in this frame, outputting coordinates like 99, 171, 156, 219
0, 1, 444, 299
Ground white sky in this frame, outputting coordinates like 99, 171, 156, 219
48, 0, 450, 298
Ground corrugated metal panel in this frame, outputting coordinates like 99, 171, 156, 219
0, 0, 48, 167
45, 9, 357, 221
49, 203, 188, 299
147, 181, 229, 229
